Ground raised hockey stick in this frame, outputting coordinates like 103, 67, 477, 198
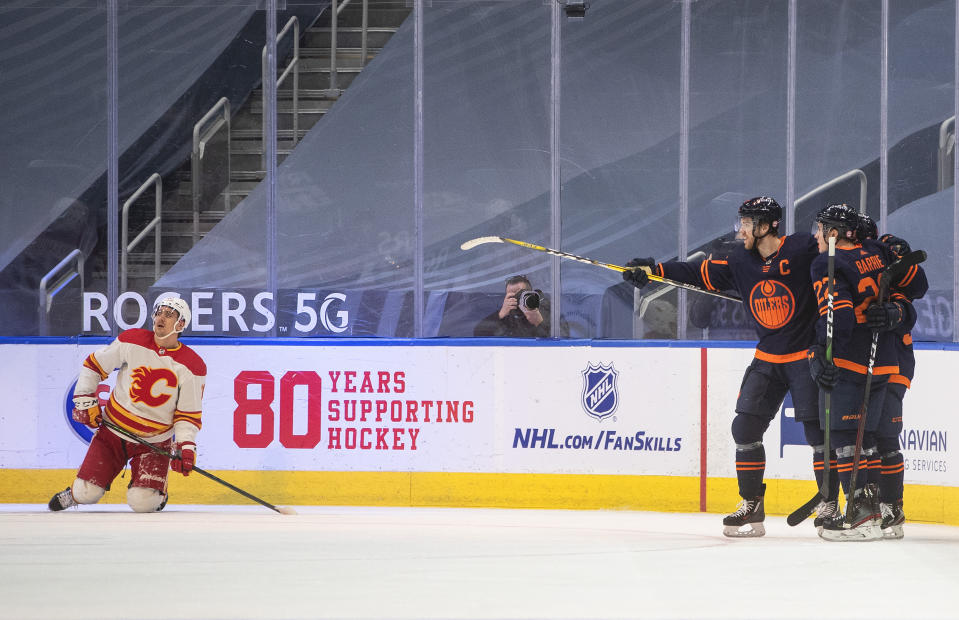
461, 236, 743, 303
100, 419, 297, 515
787, 236, 836, 526
844, 248, 927, 522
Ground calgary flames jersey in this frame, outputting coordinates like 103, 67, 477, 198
75, 328, 206, 444
655, 233, 819, 361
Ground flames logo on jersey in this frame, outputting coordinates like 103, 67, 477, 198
129, 366, 178, 407
749, 280, 795, 329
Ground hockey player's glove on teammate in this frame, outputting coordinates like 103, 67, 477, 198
866, 301, 905, 332
622, 257, 655, 289
71, 395, 102, 429
879, 234, 911, 258
171, 441, 196, 475
807, 345, 837, 390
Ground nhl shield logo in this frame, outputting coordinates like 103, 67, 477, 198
581, 363, 619, 421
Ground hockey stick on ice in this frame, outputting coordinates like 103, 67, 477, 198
844, 248, 927, 523
787, 236, 836, 526
100, 418, 297, 515
461, 236, 742, 303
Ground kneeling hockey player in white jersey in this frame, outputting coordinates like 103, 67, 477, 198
49, 297, 206, 512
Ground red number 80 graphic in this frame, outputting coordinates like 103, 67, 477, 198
233, 370, 323, 449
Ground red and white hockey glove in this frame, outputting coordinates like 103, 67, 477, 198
171, 441, 196, 476
71, 395, 102, 429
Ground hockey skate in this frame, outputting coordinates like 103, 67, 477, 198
48, 487, 77, 511
157, 493, 168, 512
812, 499, 840, 533
819, 490, 881, 542
722, 484, 765, 538
880, 501, 905, 540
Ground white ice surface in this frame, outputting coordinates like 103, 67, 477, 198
1, 505, 957, 620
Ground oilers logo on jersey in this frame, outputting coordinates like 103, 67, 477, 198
749, 279, 796, 329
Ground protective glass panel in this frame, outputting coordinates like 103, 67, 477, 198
116, 1, 269, 337
887, 0, 955, 342
0, 3, 106, 336
561, 0, 682, 340
152, 4, 340, 337
689, 0, 789, 341
231, 0, 413, 338
794, 1, 879, 233
426, 0, 551, 339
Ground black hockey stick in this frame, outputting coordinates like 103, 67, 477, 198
787, 236, 837, 526
99, 418, 297, 515
461, 236, 743, 302
844, 248, 927, 522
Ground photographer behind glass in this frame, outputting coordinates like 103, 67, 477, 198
473, 275, 550, 338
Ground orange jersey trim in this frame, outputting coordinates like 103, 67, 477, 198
700, 260, 712, 290
896, 264, 919, 288
754, 349, 808, 363
700, 260, 727, 291
833, 357, 899, 376
819, 301, 853, 316
889, 374, 911, 388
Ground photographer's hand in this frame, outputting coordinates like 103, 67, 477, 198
499, 294, 519, 319
523, 307, 544, 326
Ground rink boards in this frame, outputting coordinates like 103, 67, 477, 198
1, 339, 956, 523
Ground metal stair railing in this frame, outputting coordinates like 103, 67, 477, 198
939, 116, 955, 192
262, 16, 299, 169
795, 168, 868, 216
38, 249, 84, 336
121, 172, 163, 291
330, 0, 370, 93
192, 96, 231, 243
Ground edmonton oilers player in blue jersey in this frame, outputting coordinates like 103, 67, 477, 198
809, 204, 926, 541
623, 197, 831, 537
855, 216, 927, 539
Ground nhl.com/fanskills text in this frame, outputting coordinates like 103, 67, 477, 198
513, 428, 683, 452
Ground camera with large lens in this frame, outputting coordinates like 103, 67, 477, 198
516, 290, 541, 311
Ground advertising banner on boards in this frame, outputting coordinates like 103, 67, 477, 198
0, 342, 951, 487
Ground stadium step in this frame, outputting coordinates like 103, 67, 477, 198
115, 2, 411, 295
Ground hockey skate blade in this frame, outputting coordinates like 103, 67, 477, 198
723, 523, 765, 538
818, 524, 881, 542
881, 525, 904, 540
